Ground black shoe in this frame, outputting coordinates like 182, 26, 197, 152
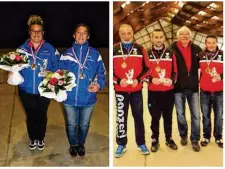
151, 138, 160, 152
37, 140, 45, 151
69, 145, 78, 157
29, 140, 37, 150
78, 145, 85, 157
180, 136, 188, 146
192, 141, 201, 152
215, 139, 223, 148
200, 138, 210, 147
166, 138, 178, 150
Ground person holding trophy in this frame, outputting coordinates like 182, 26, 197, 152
198, 35, 223, 148
146, 29, 178, 152
57, 24, 106, 157
13, 15, 60, 151
113, 24, 151, 158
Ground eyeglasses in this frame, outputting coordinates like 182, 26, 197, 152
30, 29, 43, 34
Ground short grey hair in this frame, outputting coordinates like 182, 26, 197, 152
177, 26, 192, 38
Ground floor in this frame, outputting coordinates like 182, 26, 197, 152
113, 83, 223, 167
0, 84, 109, 167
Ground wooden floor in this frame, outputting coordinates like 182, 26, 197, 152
0, 84, 109, 166
113, 83, 223, 167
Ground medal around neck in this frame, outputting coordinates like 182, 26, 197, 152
79, 73, 85, 79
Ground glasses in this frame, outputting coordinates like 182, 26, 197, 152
30, 29, 43, 34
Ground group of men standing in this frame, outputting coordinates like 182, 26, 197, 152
113, 24, 223, 158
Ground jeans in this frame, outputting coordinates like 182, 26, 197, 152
200, 91, 223, 140
18, 88, 50, 141
63, 104, 95, 145
175, 90, 200, 142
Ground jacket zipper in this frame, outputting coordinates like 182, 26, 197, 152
75, 45, 82, 106
184, 47, 190, 76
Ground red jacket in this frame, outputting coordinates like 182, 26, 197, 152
113, 42, 151, 92
147, 46, 177, 91
199, 48, 223, 92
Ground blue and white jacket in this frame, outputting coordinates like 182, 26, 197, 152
17, 39, 60, 94
58, 41, 106, 106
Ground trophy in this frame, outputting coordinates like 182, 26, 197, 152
158, 69, 166, 83
209, 67, 218, 83
38, 59, 49, 77
125, 69, 134, 84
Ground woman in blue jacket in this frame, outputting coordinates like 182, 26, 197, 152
15, 15, 59, 151
58, 24, 106, 157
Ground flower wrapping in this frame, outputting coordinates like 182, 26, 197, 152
38, 69, 77, 102
0, 52, 29, 85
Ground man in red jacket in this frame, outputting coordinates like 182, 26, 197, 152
113, 24, 151, 158
199, 35, 223, 148
146, 29, 178, 152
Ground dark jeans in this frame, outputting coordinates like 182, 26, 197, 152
18, 88, 50, 141
174, 90, 200, 142
200, 91, 223, 140
63, 104, 95, 145
115, 90, 145, 146
148, 90, 174, 141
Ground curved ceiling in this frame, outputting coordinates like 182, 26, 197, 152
113, 1, 223, 43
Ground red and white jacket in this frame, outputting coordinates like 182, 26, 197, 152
199, 48, 223, 92
146, 46, 177, 91
113, 42, 151, 92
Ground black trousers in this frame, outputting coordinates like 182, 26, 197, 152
148, 90, 174, 141
115, 90, 145, 146
18, 88, 50, 141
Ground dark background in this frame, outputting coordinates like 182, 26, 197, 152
0, 1, 109, 49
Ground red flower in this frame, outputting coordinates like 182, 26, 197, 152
15, 55, 21, 61
49, 77, 58, 85
56, 70, 64, 76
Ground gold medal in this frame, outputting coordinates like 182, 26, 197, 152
31, 64, 37, 70
205, 68, 211, 74
79, 73, 85, 79
121, 62, 127, 68
155, 66, 161, 72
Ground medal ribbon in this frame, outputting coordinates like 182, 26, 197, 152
205, 50, 220, 69
120, 42, 134, 60
30, 41, 43, 65
72, 47, 90, 70
151, 47, 167, 66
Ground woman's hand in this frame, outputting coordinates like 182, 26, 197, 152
88, 83, 100, 92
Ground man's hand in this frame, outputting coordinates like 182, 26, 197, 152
212, 74, 221, 82
120, 78, 128, 87
131, 79, 138, 88
152, 78, 162, 85
163, 78, 173, 86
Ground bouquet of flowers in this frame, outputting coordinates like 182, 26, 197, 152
38, 69, 77, 102
0, 51, 29, 85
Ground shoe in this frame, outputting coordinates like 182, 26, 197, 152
37, 140, 45, 151
180, 136, 188, 146
151, 138, 160, 152
115, 145, 127, 158
166, 138, 178, 150
69, 145, 78, 157
192, 141, 201, 152
77, 145, 85, 157
29, 140, 37, 150
215, 139, 223, 148
200, 138, 210, 147
137, 144, 150, 155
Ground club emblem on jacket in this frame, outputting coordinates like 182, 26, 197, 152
133, 48, 137, 55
